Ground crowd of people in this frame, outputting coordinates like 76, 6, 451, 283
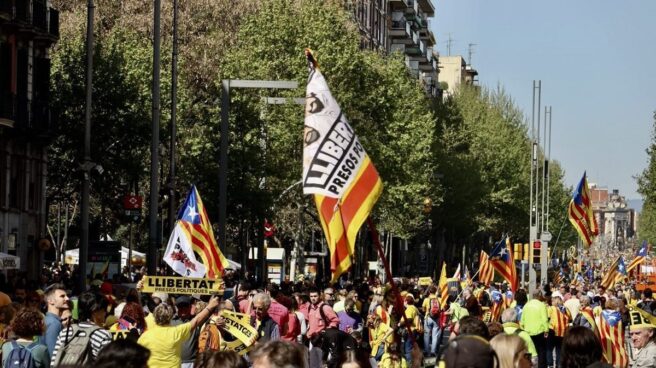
0, 263, 652, 368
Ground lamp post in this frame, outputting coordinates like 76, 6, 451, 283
148, 0, 162, 275
219, 79, 298, 283
79, 0, 94, 292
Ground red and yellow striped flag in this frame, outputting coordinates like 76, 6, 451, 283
303, 49, 382, 282
597, 310, 628, 368
438, 263, 449, 307
479, 250, 494, 285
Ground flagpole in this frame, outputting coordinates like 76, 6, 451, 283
366, 217, 417, 347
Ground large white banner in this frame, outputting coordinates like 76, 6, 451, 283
302, 68, 368, 199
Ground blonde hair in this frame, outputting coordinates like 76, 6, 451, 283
153, 303, 174, 326
490, 334, 527, 368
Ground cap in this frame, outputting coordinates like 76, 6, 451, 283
444, 335, 496, 368
151, 292, 169, 302
175, 295, 192, 306
628, 310, 656, 331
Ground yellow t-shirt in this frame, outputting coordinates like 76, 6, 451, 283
138, 322, 192, 368
422, 294, 438, 317
403, 305, 421, 332
370, 322, 394, 356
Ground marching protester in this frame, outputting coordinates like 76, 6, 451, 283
2, 308, 50, 368
42, 284, 70, 357
252, 293, 281, 343
138, 294, 220, 368
50, 291, 112, 366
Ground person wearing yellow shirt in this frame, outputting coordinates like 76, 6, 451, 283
520, 290, 549, 368
402, 294, 421, 368
138, 295, 220, 368
379, 343, 408, 368
368, 314, 394, 361
421, 286, 441, 357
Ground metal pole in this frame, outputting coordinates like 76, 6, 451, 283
546, 107, 552, 232
56, 202, 61, 261
148, 0, 161, 275
79, 0, 94, 293
535, 81, 541, 235
168, 0, 178, 234
541, 106, 547, 234
62, 203, 68, 266
529, 81, 537, 294
219, 81, 230, 253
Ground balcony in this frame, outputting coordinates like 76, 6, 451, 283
390, 43, 405, 53
389, 0, 410, 10
389, 12, 410, 38
418, 0, 435, 17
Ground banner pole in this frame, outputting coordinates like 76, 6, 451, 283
366, 217, 418, 348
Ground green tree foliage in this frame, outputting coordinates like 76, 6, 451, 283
434, 85, 574, 253
49, 9, 152, 235
637, 112, 656, 243
213, 0, 439, 241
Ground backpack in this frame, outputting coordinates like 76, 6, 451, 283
429, 298, 441, 319
198, 321, 222, 353
52, 325, 101, 367
6, 341, 38, 368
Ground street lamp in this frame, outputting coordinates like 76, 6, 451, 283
219, 79, 299, 283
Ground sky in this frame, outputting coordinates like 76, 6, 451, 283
432, 0, 656, 200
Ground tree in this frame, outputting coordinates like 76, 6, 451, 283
637, 111, 656, 243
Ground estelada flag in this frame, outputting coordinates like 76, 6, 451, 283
597, 310, 628, 368
302, 49, 382, 282
600, 256, 627, 290
163, 185, 229, 278
568, 172, 599, 246
489, 236, 518, 292
627, 240, 648, 273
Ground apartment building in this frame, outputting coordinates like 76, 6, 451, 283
0, 0, 59, 273
437, 55, 479, 98
347, 0, 440, 97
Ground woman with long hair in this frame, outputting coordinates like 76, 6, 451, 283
560, 326, 611, 368
490, 334, 531, 368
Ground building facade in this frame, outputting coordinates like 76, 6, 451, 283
346, 0, 440, 97
589, 185, 635, 250
437, 55, 478, 98
0, 0, 59, 273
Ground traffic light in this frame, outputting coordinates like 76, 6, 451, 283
532, 240, 541, 264
523, 243, 530, 262
514, 243, 522, 260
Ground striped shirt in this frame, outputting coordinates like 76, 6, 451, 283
50, 322, 112, 366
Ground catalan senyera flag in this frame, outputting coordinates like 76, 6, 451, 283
600, 256, 627, 290
489, 237, 518, 292
438, 263, 449, 308
164, 185, 229, 279
302, 49, 382, 282
627, 240, 649, 273
549, 305, 570, 337
597, 310, 628, 368
479, 250, 494, 285
568, 172, 599, 246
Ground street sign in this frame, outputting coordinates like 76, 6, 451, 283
122, 195, 143, 210
540, 231, 552, 242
